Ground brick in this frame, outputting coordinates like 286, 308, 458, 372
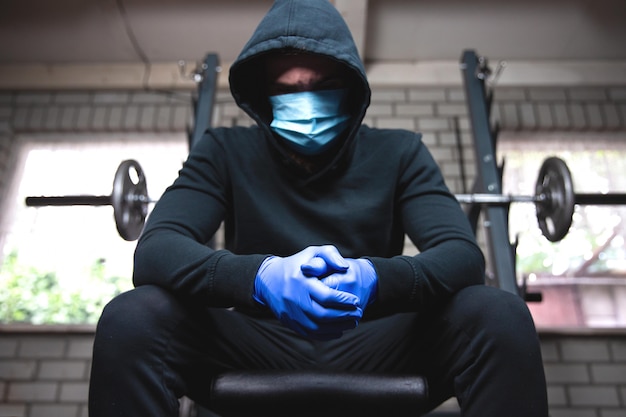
569, 386, 620, 407
92, 92, 130, 104
0, 404, 27, 417
375, 117, 415, 130
553, 103, 570, 129
395, 103, 434, 117
419, 132, 437, 146
601, 410, 626, 417
107, 106, 125, 130
569, 103, 587, 129
122, 105, 141, 130
138, 105, 156, 130
75, 106, 92, 130
608, 87, 626, 101
416, 117, 450, 131
8, 382, 58, 402
408, 88, 446, 102
38, 360, 87, 380
155, 106, 172, 130
548, 410, 598, 417
131, 92, 170, 105
0, 360, 37, 379
0, 105, 12, 119
518, 103, 537, 129
172, 106, 191, 130
365, 103, 393, 117
493, 88, 526, 101
602, 104, 622, 129
91, 106, 109, 130
0, 339, 19, 357
10, 107, 28, 130
568, 87, 608, 101
620, 104, 626, 127
544, 363, 590, 383
561, 339, 611, 362
59, 382, 89, 402
66, 338, 94, 359
438, 132, 461, 147
446, 88, 465, 102
429, 147, 454, 162
535, 103, 554, 129
18, 338, 65, 358
0, 93, 14, 104
54, 92, 92, 105
30, 404, 80, 417
29, 106, 46, 130
436, 103, 467, 117
43, 105, 62, 129
539, 338, 560, 361
500, 103, 519, 129
221, 102, 243, 118
546, 385, 567, 406
528, 88, 567, 101
610, 339, 626, 361
591, 364, 626, 384
371, 89, 406, 103
585, 103, 604, 128
15, 93, 53, 105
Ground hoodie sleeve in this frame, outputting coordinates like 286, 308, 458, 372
366, 137, 486, 316
132, 131, 266, 309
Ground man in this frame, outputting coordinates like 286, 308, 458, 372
89, 0, 549, 415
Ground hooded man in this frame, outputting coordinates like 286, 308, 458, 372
89, 1, 548, 415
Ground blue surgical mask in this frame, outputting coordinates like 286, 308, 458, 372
269, 89, 351, 155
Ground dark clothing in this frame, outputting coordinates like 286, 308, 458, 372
89, 0, 548, 415
90, 285, 548, 416
133, 125, 484, 316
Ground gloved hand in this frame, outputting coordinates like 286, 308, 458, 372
302, 257, 378, 309
254, 245, 362, 340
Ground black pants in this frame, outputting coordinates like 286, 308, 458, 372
88, 284, 548, 416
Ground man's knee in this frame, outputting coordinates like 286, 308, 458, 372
449, 285, 539, 348
95, 285, 180, 352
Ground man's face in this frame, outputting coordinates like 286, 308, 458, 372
265, 53, 346, 96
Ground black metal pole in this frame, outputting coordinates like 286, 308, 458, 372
189, 53, 220, 150
461, 49, 519, 296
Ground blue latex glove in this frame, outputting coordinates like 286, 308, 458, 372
302, 257, 378, 309
254, 245, 362, 340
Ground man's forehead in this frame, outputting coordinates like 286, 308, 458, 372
265, 52, 343, 77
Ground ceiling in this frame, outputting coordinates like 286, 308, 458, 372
2, 0, 625, 65
1, 0, 625, 89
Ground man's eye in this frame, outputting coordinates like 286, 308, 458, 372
316, 78, 344, 90
268, 85, 298, 96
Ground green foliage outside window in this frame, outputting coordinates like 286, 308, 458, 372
0, 251, 130, 324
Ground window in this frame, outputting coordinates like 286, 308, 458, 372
0, 133, 188, 324
498, 132, 626, 329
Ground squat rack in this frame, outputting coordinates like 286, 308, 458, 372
460, 49, 527, 299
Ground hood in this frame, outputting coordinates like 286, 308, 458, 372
229, 0, 371, 175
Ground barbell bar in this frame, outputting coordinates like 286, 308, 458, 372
24, 157, 626, 243
25, 160, 152, 241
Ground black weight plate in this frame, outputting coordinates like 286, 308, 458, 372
111, 160, 148, 241
535, 157, 575, 242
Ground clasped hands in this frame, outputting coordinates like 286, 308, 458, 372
253, 245, 378, 340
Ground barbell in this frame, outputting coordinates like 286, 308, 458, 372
25, 157, 626, 242
25, 160, 151, 241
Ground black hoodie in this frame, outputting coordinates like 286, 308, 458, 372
133, 0, 485, 318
